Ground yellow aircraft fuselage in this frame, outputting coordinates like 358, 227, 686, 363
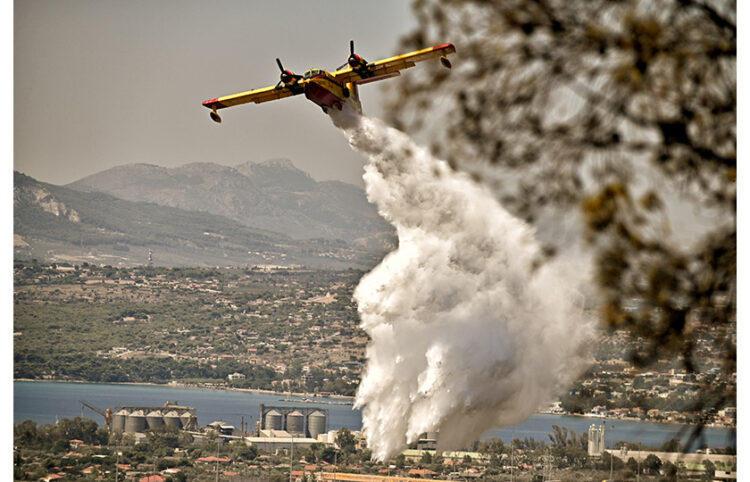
301, 70, 362, 114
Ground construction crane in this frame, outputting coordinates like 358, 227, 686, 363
80, 400, 112, 428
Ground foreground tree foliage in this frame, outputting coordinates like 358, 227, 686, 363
386, 0, 735, 444
14, 417, 108, 451
548, 425, 588, 469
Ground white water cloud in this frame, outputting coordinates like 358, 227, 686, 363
331, 109, 595, 461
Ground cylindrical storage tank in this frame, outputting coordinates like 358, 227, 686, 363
112, 409, 129, 432
286, 411, 304, 435
124, 410, 147, 433
265, 410, 282, 430
307, 411, 326, 439
180, 411, 197, 430
146, 410, 165, 429
163, 410, 183, 429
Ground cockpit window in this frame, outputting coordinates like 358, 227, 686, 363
303, 69, 325, 80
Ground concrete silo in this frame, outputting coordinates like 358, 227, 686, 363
124, 410, 147, 433
180, 411, 198, 431
163, 410, 183, 429
112, 409, 129, 432
286, 410, 305, 436
146, 410, 165, 430
306, 410, 326, 439
265, 410, 283, 431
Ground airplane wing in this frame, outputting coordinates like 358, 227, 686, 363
202, 82, 306, 112
330, 43, 456, 85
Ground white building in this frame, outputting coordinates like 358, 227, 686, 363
587, 423, 606, 456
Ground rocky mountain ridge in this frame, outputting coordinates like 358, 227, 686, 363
66, 159, 394, 250
14, 171, 387, 268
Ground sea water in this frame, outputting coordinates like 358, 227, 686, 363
13, 381, 735, 450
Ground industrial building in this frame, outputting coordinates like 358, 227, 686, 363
207, 420, 237, 436
112, 402, 198, 433
81, 400, 198, 434
244, 431, 321, 451
221, 404, 334, 451
80, 399, 345, 453
259, 404, 329, 439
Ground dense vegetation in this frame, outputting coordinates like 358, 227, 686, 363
14, 261, 735, 410
14, 262, 364, 396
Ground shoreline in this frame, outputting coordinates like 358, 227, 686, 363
13, 378, 356, 401
538, 410, 735, 430
16, 379, 733, 430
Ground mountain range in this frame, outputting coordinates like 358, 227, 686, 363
14, 160, 395, 268
67, 160, 392, 246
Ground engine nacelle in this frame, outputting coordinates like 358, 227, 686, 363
210, 109, 222, 123
440, 56, 452, 68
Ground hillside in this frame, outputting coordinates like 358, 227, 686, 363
66, 159, 395, 249
14, 171, 384, 268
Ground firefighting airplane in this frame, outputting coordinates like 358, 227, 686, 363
202, 40, 455, 122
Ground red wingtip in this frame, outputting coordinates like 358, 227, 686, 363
202, 98, 218, 108
434, 42, 455, 51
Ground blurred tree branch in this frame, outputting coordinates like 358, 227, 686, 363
385, 0, 735, 437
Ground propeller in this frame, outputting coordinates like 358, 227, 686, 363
275, 57, 303, 89
337, 39, 366, 71
347, 39, 365, 68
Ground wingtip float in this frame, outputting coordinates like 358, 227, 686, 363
202, 41, 455, 123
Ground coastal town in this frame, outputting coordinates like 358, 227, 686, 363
14, 262, 736, 431
14, 262, 737, 480
12, 411, 737, 481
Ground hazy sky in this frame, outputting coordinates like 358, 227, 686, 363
14, 0, 418, 187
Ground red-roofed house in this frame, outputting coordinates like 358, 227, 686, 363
196, 456, 231, 463
592, 405, 607, 415
139, 476, 166, 482
409, 468, 438, 477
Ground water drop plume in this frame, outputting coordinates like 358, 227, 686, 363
330, 108, 594, 461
